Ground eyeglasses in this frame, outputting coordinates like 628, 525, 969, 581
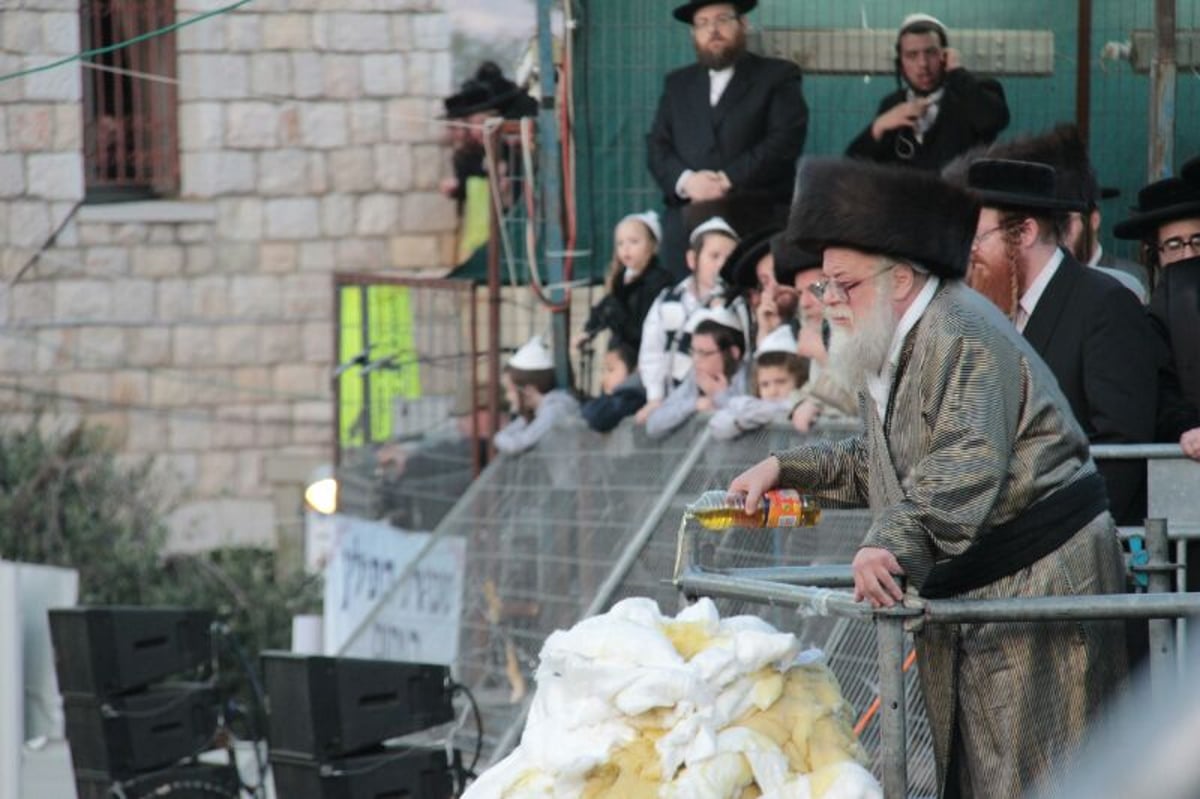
1158, 233, 1200, 255
693, 12, 739, 31
972, 224, 1008, 250
809, 261, 896, 304
692, 346, 722, 358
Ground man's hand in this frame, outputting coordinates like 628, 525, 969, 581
791, 398, 822, 433
683, 170, 728, 202
694, 367, 728, 400
1181, 426, 1200, 461
439, 176, 460, 198
755, 290, 781, 339
635, 400, 662, 424
729, 456, 781, 514
870, 98, 931, 141
852, 547, 905, 608
695, 396, 714, 413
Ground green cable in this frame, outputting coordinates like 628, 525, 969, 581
0, 0, 254, 84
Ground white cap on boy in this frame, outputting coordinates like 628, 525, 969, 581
508, 335, 554, 370
687, 304, 745, 334
687, 216, 739, 248
899, 12, 948, 37
756, 324, 798, 358
621, 210, 663, 243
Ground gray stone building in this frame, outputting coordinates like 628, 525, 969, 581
0, 0, 457, 553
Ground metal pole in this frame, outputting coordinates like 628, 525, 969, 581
1075, 0, 1092, 145
486, 126, 502, 460
1144, 518, 1177, 693
923, 592, 1200, 623
876, 616, 908, 799
1148, 0, 1176, 181
535, 0, 571, 389
712, 564, 856, 587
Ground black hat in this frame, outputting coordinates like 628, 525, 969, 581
771, 232, 821, 286
442, 62, 530, 119
986, 124, 1102, 209
788, 157, 979, 280
1112, 177, 1200, 240
966, 158, 1087, 213
719, 225, 780, 300
1183, 155, 1200, 185
672, 0, 756, 23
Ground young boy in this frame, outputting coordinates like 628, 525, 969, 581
636, 216, 739, 423
581, 342, 646, 433
644, 307, 747, 439
709, 324, 807, 440
493, 335, 581, 454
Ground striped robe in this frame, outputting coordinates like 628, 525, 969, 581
775, 281, 1127, 798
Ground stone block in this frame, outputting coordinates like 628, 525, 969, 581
148, 224, 177, 244
388, 234, 441, 269
254, 403, 292, 446
216, 197, 265, 241
84, 246, 130, 276
299, 103, 349, 149
169, 415, 214, 450
52, 103, 82, 149
232, 367, 273, 395
348, 101, 384, 145
249, 52, 291, 98
258, 149, 310, 195
111, 279, 156, 323
375, 144, 414, 192
57, 371, 111, 402
131, 244, 186, 278
173, 324, 220, 365
292, 401, 333, 444
259, 323, 304, 363
307, 152, 328, 193
225, 13, 262, 51
226, 102, 279, 149
80, 325, 126, 364
319, 194, 354, 237
290, 53, 323, 99
35, 329, 74, 371
4, 12, 42, 53
411, 143, 442, 190
329, 147, 375, 192
191, 275, 231, 319
362, 54, 407, 97
8, 106, 52, 151
315, 13, 391, 52
113, 223, 149, 245
8, 201, 51, 249
263, 14, 312, 50
281, 274, 330, 318
110, 370, 150, 405
41, 12, 79, 54
125, 415, 168, 452
216, 324, 262, 365
230, 274, 283, 317
149, 370, 195, 406
196, 451, 239, 497
156, 278, 189, 319
177, 54, 249, 101
23, 60, 81, 102
177, 13, 224, 50
125, 328, 171, 367
179, 102, 225, 151
406, 49, 451, 98
273, 364, 327, 396
76, 223, 111, 246
299, 241, 335, 272
0, 332, 36, 372
215, 242, 259, 273
400, 191, 457, 233
392, 16, 413, 50
212, 407, 258, 448
260, 242, 298, 273
186, 244, 216, 274
302, 321, 334, 363
335, 237, 388, 270
265, 197, 321, 240
412, 13, 451, 50
322, 54, 362, 99
235, 450, 265, 495
356, 193, 400, 235
181, 151, 256, 196
385, 98, 437, 143
178, 223, 214, 243
0, 154, 27, 197
55, 279, 111, 321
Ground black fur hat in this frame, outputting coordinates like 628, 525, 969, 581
786, 157, 979, 280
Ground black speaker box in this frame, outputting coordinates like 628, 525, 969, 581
49, 606, 213, 696
63, 682, 218, 779
261, 652, 454, 760
269, 746, 457, 799
74, 761, 241, 799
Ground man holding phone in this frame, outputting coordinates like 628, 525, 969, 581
846, 13, 1009, 171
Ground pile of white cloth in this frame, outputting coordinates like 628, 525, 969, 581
463, 597, 882, 799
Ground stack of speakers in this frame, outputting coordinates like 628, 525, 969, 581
262, 652, 460, 799
48, 607, 239, 799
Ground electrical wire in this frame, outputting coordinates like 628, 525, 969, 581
214, 623, 270, 799
449, 681, 485, 775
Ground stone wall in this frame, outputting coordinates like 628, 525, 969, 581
0, 0, 457, 553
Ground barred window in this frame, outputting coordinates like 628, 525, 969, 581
80, 0, 179, 200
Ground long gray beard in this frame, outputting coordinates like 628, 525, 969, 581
826, 291, 898, 393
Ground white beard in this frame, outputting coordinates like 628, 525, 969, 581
825, 280, 898, 393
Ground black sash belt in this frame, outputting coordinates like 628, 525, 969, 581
919, 471, 1109, 599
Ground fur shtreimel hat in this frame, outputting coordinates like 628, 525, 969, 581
672, 0, 756, 24
786, 157, 979, 280
987, 124, 1102, 209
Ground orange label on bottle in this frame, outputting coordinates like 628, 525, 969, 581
764, 489, 803, 527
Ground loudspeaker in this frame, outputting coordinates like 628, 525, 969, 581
49, 607, 213, 696
261, 652, 454, 760
63, 682, 218, 779
270, 746, 457, 799
74, 761, 241, 799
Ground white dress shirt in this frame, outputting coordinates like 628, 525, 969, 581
867, 275, 941, 420
1015, 248, 1064, 333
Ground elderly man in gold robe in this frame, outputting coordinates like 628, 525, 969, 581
732, 158, 1127, 798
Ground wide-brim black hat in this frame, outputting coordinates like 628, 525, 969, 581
1183, 155, 1200, 185
443, 80, 495, 119
787, 157, 979, 280
1113, 177, 1200, 240
771, 232, 821, 286
673, 0, 756, 23
967, 158, 1087, 213
719, 225, 780, 298
986, 124, 1102, 209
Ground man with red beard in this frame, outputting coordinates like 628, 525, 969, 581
965, 158, 1161, 527
731, 158, 1127, 799
648, 1, 808, 279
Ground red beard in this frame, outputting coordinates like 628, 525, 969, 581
967, 257, 1019, 319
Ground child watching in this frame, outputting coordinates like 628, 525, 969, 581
709, 325, 807, 440
581, 342, 646, 433
575, 211, 674, 352
636, 216, 739, 422
645, 306, 747, 439
493, 335, 582, 454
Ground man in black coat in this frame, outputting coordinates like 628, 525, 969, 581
847, 13, 1009, 171
647, 0, 808, 279
966, 159, 1162, 526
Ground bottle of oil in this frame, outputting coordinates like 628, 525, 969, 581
686, 489, 820, 530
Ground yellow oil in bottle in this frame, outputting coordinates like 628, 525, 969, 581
686, 489, 821, 530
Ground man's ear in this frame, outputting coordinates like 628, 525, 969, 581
685, 248, 698, 272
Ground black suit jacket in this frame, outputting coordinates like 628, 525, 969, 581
646, 51, 808, 206
1022, 252, 1162, 524
845, 68, 1009, 171
1149, 254, 1200, 439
